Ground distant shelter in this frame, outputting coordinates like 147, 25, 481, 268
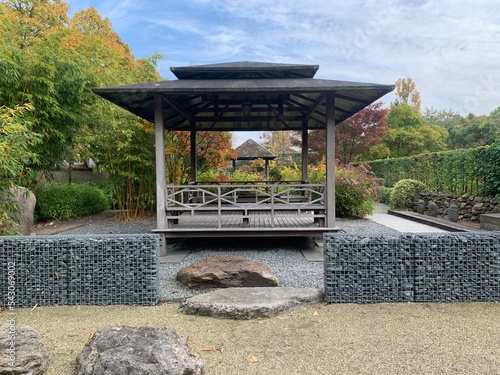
232, 139, 276, 179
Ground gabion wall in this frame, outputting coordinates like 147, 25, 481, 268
0, 234, 159, 308
324, 232, 500, 303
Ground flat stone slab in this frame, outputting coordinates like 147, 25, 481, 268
480, 213, 500, 230
179, 287, 324, 319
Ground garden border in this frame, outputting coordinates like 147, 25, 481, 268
0, 234, 159, 308
325, 232, 500, 303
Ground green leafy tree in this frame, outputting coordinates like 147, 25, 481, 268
0, 0, 95, 173
443, 111, 500, 150
0, 105, 41, 234
381, 103, 448, 157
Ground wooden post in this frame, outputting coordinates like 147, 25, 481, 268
265, 159, 270, 179
154, 94, 167, 256
301, 118, 309, 182
326, 92, 336, 229
190, 121, 197, 183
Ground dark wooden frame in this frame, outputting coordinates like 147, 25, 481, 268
93, 62, 394, 255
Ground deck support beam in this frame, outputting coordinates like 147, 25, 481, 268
301, 117, 309, 182
326, 92, 336, 229
154, 94, 167, 256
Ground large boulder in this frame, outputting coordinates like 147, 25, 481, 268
176, 255, 279, 289
76, 326, 204, 375
6, 187, 36, 235
179, 287, 324, 319
0, 323, 48, 375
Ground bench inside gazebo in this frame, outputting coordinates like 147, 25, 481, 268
93, 61, 394, 255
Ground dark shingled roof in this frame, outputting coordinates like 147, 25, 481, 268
171, 61, 319, 80
234, 139, 276, 161
92, 61, 394, 132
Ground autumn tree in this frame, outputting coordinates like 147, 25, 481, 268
1, 0, 236, 219
164, 131, 236, 184
0, 1, 162, 218
336, 102, 389, 164
395, 77, 421, 113
290, 102, 389, 164
0, 0, 95, 173
65, 7, 164, 218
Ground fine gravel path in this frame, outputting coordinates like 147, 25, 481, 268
4, 302, 499, 374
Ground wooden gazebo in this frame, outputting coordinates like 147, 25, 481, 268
232, 139, 276, 179
93, 61, 394, 255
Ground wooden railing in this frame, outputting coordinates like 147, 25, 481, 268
166, 183, 324, 209
164, 182, 326, 229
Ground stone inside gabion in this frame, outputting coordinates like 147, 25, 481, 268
324, 232, 500, 303
0, 234, 159, 308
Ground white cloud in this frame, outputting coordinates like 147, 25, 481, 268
66, 0, 500, 115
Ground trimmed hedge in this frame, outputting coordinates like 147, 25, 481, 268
35, 183, 110, 221
366, 142, 500, 198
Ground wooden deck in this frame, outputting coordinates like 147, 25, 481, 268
153, 210, 337, 238
153, 182, 340, 238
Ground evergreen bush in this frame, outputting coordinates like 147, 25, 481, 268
379, 186, 393, 205
35, 183, 110, 221
389, 179, 427, 209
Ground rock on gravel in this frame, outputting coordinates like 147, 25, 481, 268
179, 287, 324, 319
0, 323, 48, 375
176, 255, 280, 289
76, 326, 204, 375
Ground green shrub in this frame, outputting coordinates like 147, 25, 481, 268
389, 179, 427, 209
87, 180, 117, 208
35, 183, 110, 221
379, 186, 393, 205
335, 163, 379, 217
277, 162, 378, 217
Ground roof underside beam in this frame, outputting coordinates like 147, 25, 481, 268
163, 95, 194, 123
303, 93, 327, 121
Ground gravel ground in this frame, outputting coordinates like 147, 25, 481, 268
59, 215, 398, 301
3, 302, 499, 374
10, 211, 499, 374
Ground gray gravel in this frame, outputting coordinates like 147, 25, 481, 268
61, 216, 398, 301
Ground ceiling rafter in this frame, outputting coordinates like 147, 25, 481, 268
209, 103, 229, 129
93, 62, 394, 132
266, 103, 291, 129
304, 93, 327, 121
163, 95, 195, 123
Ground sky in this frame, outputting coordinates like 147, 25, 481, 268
65, 0, 500, 146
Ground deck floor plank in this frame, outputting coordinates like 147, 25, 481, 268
169, 211, 320, 230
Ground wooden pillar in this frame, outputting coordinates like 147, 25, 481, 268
326, 92, 336, 229
154, 94, 167, 256
190, 121, 197, 183
301, 118, 309, 182
265, 159, 270, 180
